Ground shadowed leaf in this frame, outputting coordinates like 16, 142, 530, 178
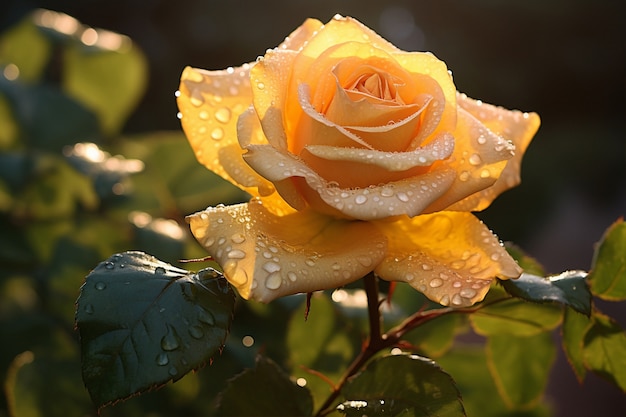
588, 219, 626, 301
76, 251, 235, 409
339, 354, 465, 417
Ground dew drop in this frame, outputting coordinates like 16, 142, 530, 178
490, 253, 500, 261
227, 249, 246, 259
161, 330, 181, 351
469, 154, 482, 166
452, 294, 463, 306
214, 107, 231, 123
198, 308, 215, 326
231, 233, 245, 244
440, 295, 450, 306
355, 195, 367, 205
459, 171, 470, 181
104, 261, 115, 270
356, 255, 373, 267
265, 272, 282, 290
199, 110, 209, 120
263, 262, 281, 273
460, 288, 477, 298
480, 169, 490, 178
84, 304, 94, 314
287, 271, 298, 282
477, 135, 487, 145
188, 325, 204, 339
429, 278, 443, 288
155, 266, 166, 274
211, 127, 224, 140
168, 366, 178, 376
95, 282, 106, 290
156, 353, 169, 366
380, 187, 394, 197
257, 82, 265, 90
190, 95, 204, 107
396, 192, 409, 202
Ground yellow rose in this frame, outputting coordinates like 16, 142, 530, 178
177, 15, 540, 307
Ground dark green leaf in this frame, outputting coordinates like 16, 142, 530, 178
217, 355, 313, 416
340, 354, 465, 417
470, 298, 562, 336
76, 251, 235, 408
5, 352, 93, 417
562, 308, 590, 382
500, 271, 591, 316
588, 219, 626, 301
486, 332, 556, 408
0, 79, 101, 151
583, 310, 626, 391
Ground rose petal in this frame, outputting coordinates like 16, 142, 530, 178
186, 198, 387, 302
278, 18, 324, 51
304, 131, 454, 172
300, 15, 400, 58
422, 106, 518, 212
374, 212, 521, 307
447, 93, 541, 211
178, 65, 260, 194
391, 51, 457, 144
243, 144, 456, 220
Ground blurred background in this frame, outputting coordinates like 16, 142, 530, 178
0, 0, 624, 416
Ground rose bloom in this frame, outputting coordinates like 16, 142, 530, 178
177, 16, 540, 307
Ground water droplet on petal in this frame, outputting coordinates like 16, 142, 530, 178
215, 107, 231, 123
287, 271, 298, 282
429, 278, 443, 288
356, 255, 373, 267
156, 353, 169, 366
355, 195, 367, 205
211, 127, 224, 140
440, 295, 450, 306
265, 272, 282, 290
460, 288, 477, 298
452, 294, 463, 305
469, 154, 482, 166
199, 110, 209, 120
257, 82, 265, 90
95, 282, 106, 290
227, 249, 246, 259
231, 233, 245, 244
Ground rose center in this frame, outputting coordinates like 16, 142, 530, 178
343, 66, 405, 105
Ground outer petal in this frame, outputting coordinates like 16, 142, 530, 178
447, 93, 541, 211
243, 144, 456, 220
186, 198, 387, 302
374, 212, 521, 307
178, 65, 274, 197
422, 106, 517, 212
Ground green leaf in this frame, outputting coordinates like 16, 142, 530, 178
588, 219, 626, 301
470, 298, 562, 337
287, 294, 356, 411
583, 310, 626, 391
500, 271, 591, 316
403, 313, 466, 358
340, 354, 465, 417
505, 243, 545, 277
486, 332, 556, 409
217, 355, 314, 416
63, 33, 148, 136
76, 251, 235, 408
0, 12, 51, 82
437, 347, 551, 417
562, 308, 590, 382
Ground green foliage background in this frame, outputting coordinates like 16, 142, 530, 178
0, 4, 624, 417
